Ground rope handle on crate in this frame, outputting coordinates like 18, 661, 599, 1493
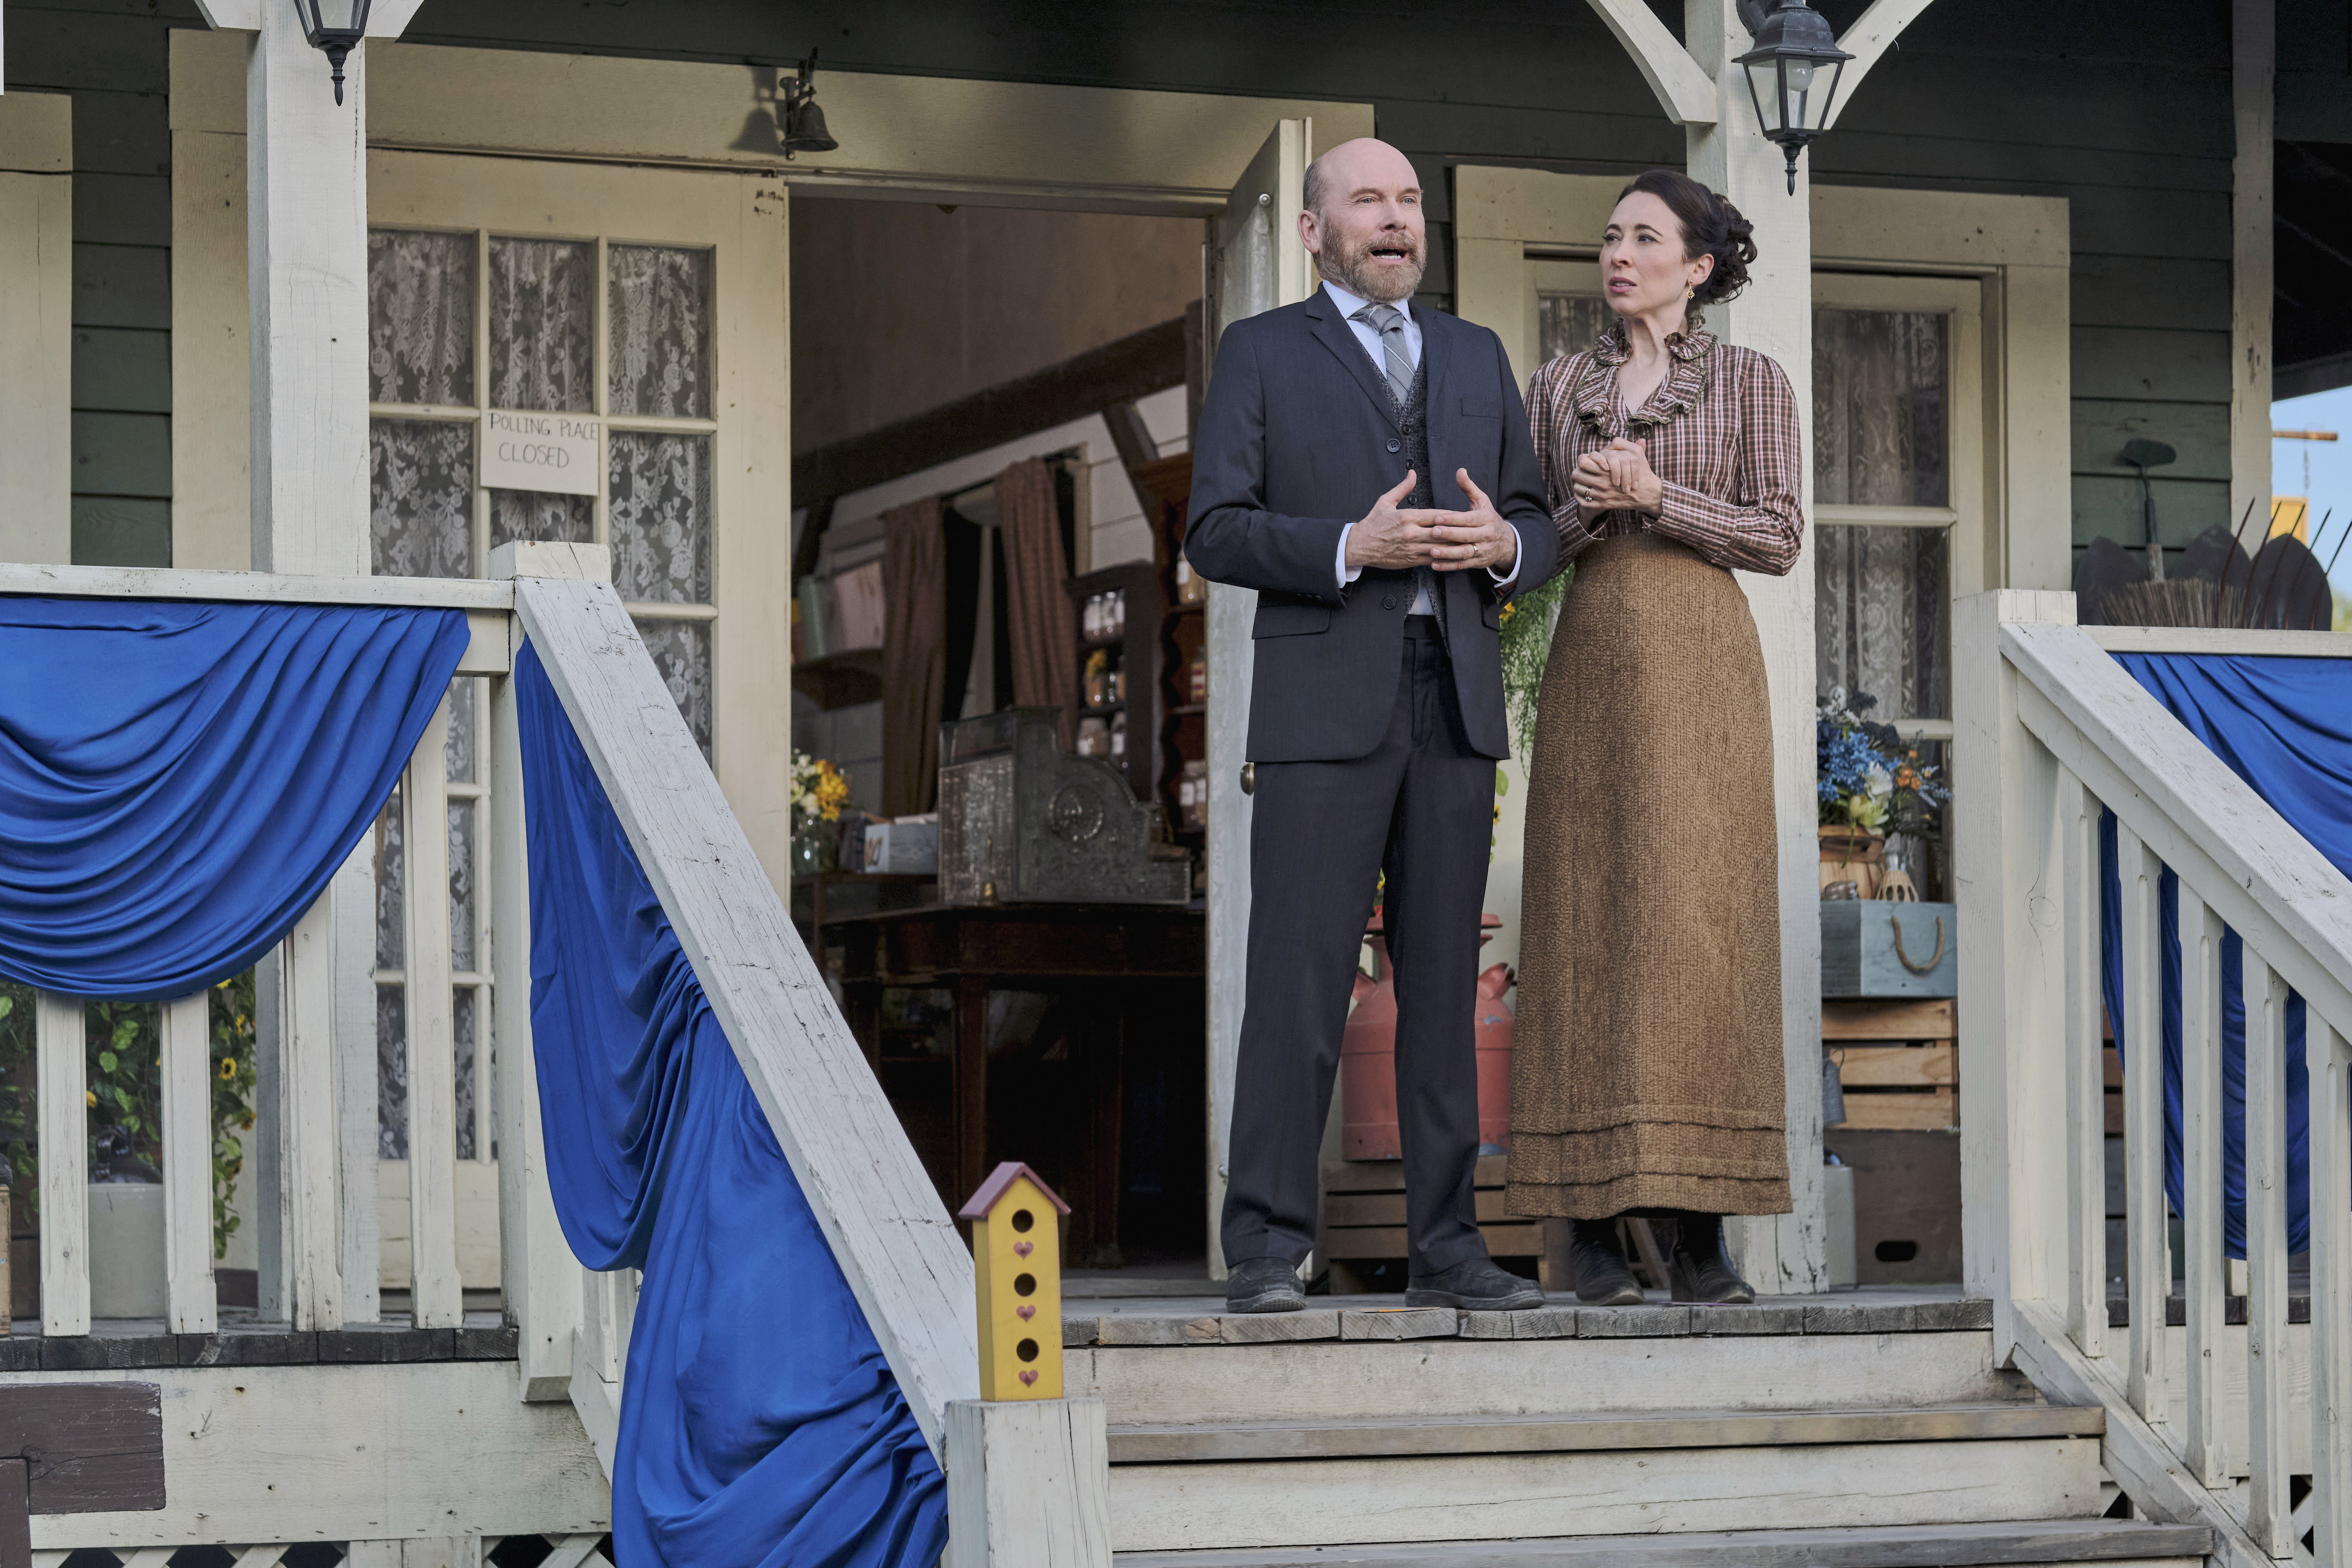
1890, 913, 1947, 975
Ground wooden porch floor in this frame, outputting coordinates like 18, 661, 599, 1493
1062, 1284, 1993, 1346
0, 1309, 517, 1371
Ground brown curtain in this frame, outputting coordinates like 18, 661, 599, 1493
881, 496, 946, 815
996, 459, 1079, 749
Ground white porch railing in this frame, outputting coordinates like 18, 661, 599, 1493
0, 547, 979, 1500
1959, 591, 2352, 1568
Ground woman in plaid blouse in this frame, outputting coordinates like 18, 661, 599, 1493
1504, 169, 1803, 1310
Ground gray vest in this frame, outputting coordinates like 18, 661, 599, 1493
1382, 356, 1444, 634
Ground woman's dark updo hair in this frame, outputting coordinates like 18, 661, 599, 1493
1617, 169, 1757, 307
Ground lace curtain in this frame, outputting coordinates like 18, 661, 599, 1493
1537, 293, 1613, 365
369, 230, 473, 406
610, 245, 712, 418
1814, 309, 1948, 508
490, 237, 593, 413
371, 421, 473, 580
1816, 524, 1949, 719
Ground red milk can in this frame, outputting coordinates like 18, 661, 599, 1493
1340, 911, 1514, 1160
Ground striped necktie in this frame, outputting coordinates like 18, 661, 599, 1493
1353, 303, 1413, 406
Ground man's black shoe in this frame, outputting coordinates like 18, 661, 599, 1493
1405, 1258, 1543, 1312
1225, 1256, 1307, 1313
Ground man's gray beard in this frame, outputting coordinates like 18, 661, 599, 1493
1322, 243, 1424, 304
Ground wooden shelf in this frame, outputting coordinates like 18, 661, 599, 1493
1169, 702, 1205, 716
792, 646, 884, 710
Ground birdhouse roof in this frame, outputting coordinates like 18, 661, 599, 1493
957, 1161, 1070, 1220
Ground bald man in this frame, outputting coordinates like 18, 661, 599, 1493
1186, 138, 1560, 1313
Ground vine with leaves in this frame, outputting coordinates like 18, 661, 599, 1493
1497, 563, 1573, 760
0, 971, 258, 1259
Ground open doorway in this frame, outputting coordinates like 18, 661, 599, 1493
786, 196, 1211, 1277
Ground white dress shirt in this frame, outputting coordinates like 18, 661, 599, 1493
1323, 279, 1522, 608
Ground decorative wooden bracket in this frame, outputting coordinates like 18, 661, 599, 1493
1582, 0, 1938, 132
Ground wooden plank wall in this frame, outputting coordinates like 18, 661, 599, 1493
2, 0, 208, 569
9, 0, 2349, 580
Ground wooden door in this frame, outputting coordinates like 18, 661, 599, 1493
1202, 119, 1315, 1280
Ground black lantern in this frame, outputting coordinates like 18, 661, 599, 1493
1735, 0, 1852, 193
779, 52, 838, 160
292, 0, 373, 105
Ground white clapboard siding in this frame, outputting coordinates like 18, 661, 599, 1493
2115, 822, 2167, 1428
160, 990, 218, 1334
2244, 952, 2293, 1556
403, 695, 464, 1329
513, 573, 978, 1451
35, 990, 89, 1336
2178, 889, 2226, 1486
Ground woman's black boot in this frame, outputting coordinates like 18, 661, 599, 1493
1568, 1217, 1645, 1305
1668, 1212, 1755, 1305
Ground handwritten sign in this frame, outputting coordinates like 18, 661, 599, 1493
483, 410, 600, 497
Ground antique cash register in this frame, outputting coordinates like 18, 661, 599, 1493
936, 707, 1190, 905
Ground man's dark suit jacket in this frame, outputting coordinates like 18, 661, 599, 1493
1183, 290, 1560, 763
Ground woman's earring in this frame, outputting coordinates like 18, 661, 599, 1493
1685, 287, 1695, 300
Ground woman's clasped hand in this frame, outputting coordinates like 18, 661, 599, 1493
1571, 435, 1662, 520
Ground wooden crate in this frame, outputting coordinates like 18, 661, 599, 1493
1826, 997, 1957, 1130
1822, 901, 1958, 998
1822, 1127, 1963, 1284
1321, 1155, 1541, 1291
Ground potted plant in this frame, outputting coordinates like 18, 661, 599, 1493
1816, 689, 1948, 899
789, 750, 851, 877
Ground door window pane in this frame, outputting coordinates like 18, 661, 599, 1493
490, 490, 594, 549
1816, 524, 1949, 720
368, 229, 475, 406
609, 245, 713, 418
371, 420, 474, 578
637, 619, 713, 760
1537, 293, 1613, 364
609, 431, 713, 603
1813, 309, 1949, 507
489, 237, 595, 413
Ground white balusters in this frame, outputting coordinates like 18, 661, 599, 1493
2116, 823, 2169, 1424
2177, 889, 2226, 1485
34, 991, 88, 1336
2059, 767, 2107, 1358
404, 695, 464, 1329
160, 990, 218, 1334
2310, 1018, 2352, 1565
261, 893, 346, 1330
2244, 952, 2293, 1555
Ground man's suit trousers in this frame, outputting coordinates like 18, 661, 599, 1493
1220, 617, 1496, 1277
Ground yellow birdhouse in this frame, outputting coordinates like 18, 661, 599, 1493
959, 1161, 1070, 1401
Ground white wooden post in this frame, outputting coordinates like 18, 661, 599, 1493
1683, 0, 1826, 1291
2058, 765, 2106, 1359
404, 697, 464, 1328
487, 555, 585, 1399
2228, 0, 2274, 544
945, 1400, 1113, 1568
2245, 952, 2292, 1556
0, 92, 74, 567
2116, 822, 2167, 1427
160, 990, 219, 1334
2179, 889, 2227, 1485
2309, 1019, 2352, 1564
333, 839, 382, 1326
257, 894, 344, 1329
34, 991, 89, 1336
1953, 589, 2074, 1357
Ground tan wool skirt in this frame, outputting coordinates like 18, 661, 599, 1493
1505, 531, 1791, 1219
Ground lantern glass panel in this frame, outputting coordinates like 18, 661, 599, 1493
1744, 57, 1787, 134
297, 0, 368, 35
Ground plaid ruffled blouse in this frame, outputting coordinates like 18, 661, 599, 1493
1526, 320, 1804, 577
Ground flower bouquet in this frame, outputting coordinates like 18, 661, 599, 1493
790, 749, 851, 874
1816, 689, 1949, 898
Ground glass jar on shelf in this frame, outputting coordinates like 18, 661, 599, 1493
1178, 758, 1209, 830
1109, 709, 1127, 763
1083, 648, 1110, 708
1109, 588, 1127, 637
1077, 715, 1110, 758
1176, 554, 1206, 606
1083, 593, 1103, 641
1187, 656, 1207, 704
1107, 658, 1124, 705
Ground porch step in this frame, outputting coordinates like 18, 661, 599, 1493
1105, 1402, 2102, 1463
1111, 1519, 2213, 1567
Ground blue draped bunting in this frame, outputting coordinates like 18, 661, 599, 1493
513, 642, 946, 1568
0, 596, 470, 1000
2099, 654, 2352, 1259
